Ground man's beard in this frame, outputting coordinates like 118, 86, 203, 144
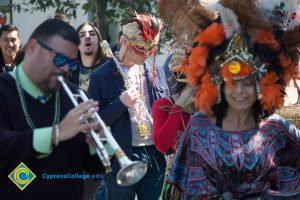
84, 50, 94, 56
41, 72, 68, 94
38, 79, 58, 95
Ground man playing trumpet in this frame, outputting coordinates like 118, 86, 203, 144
89, 11, 170, 200
0, 19, 105, 200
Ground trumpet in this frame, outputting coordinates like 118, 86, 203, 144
101, 40, 153, 124
57, 76, 148, 186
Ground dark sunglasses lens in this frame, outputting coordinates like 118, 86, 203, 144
54, 54, 68, 66
69, 61, 78, 71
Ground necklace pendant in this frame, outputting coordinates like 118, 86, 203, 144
137, 122, 148, 138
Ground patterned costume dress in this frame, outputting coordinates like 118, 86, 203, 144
167, 112, 300, 199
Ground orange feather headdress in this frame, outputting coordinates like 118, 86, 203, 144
158, 0, 300, 117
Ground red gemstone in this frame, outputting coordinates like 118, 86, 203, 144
291, 12, 297, 20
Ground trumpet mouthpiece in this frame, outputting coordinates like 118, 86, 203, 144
57, 75, 64, 82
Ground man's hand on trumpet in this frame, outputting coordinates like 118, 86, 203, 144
119, 86, 140, 108
51, 99, 102, 145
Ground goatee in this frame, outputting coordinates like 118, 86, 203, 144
84, 51, 93, 56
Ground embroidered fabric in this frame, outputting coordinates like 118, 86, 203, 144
167, 112, 300, 199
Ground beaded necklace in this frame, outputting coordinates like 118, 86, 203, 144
15, 67, 60, 128
115, 51, 149, 138
136, 65, 149, 138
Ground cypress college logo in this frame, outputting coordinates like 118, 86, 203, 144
8, 162, 36, 190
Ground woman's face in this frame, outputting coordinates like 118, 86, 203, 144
224, 78, 257, 112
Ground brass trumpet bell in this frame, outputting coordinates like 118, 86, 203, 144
117, 160, 147, 186
58, 76, 148, 186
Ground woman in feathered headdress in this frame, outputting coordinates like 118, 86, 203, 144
158, 0, 300, 199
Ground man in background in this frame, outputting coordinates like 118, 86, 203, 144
69, 22, 109, 92
0, 24, 21, 72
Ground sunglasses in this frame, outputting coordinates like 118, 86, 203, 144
37, 40, 79, 71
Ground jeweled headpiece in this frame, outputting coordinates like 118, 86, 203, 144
158, 0, 300, 117
213, 33, 266, 83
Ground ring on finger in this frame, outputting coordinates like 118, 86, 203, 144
86, 107, 95, 116
79, 115, 85, 123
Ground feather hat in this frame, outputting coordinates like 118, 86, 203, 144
122, 11, 163, 84
158, 0, 300, 117
122, 11, 163, 51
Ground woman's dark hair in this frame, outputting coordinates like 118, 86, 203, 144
211, 83, 227, 121
212, 82, 264, 124
175, 81, 187, 94
170, 70, 188, 94
76, 22, 106, 66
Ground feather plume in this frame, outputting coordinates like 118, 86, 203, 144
157, 0, 218, 43
159, 0, 300, 116
209, 3, 241, 38
219, 0, 273, 33
282, 24, 300, 64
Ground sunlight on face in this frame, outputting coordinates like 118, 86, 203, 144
0, 30, 21, 59
224, 78, 257, 111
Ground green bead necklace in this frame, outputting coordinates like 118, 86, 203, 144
15, 67, 60, 128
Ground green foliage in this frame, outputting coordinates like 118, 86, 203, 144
12, 0, 173, 44
109, 0, 157, 25
82, 0, 173, 44
13, 0, 157, 25
81, 0, 157, 25
12, 0, 80, 18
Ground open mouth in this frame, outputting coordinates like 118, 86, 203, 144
7, 47, 14, 53
85, 42, 92, 47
